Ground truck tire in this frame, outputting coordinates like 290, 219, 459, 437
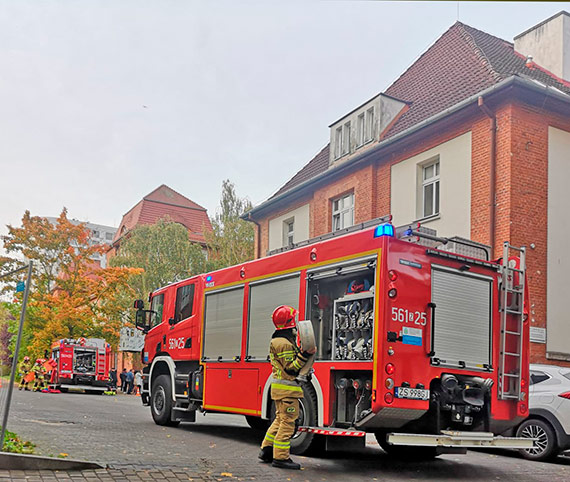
516, 418, 559, 461
374, 431, 438, 459
245, 415, 269, 431
268, 383, 318, 455
151, 374, 179, 427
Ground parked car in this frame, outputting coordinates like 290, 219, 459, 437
514, 364, 570, 461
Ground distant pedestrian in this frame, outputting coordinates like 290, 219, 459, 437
120, 368, 128, 392
109, 367, 118, 391
134, 370, 142, 395
126, 369, 134, 394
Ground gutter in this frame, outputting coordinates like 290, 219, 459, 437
244, 75, 570, 219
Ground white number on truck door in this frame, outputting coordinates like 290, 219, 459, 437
391, 307, 427, 326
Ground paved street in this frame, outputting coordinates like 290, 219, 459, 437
5, 389, 570, 481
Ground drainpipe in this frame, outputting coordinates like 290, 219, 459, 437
478, 96, 497, 256
246, 212, 261, 259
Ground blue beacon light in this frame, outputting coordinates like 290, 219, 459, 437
374, 223, 394, 238
206, 275, 213, 282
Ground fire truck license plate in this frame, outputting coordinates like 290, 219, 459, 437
395, 387, 430, 400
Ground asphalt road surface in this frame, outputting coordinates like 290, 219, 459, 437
7, 388, 570, 481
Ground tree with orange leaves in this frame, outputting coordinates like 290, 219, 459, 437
1, 208, 141, 358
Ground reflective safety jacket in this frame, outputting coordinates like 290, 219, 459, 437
18, 360, 31, 375
269, 335, 309, 400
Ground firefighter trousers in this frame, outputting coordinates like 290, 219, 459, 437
18, 376, 29, 390
33, 377, 45, 392
261, 398, 299, 460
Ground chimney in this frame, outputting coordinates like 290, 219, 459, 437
514, 11, 570, 82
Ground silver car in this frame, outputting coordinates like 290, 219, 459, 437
515, 364, 570, 461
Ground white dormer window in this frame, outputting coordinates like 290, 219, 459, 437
366, 107, 374, 142
358, 113, 365, 146
334, 126, 343, 159
342, 122, 351, 155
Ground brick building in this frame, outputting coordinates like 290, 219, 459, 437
245, 12, 570, 365
109, 184, 212, 257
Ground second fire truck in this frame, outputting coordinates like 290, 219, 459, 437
133, 217, 534, 455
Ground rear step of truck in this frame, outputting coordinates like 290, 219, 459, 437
388, 430, 534, 449
298, 426, 365, 437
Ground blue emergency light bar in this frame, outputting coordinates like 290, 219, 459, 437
206, 275, 213, 282
374, 223, 394, 237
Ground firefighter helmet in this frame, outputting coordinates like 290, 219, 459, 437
272, 305, 298, 330
23, 356, 30, 362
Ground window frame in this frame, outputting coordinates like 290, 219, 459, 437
357, 113, 365, 146
332, 193, 355, 231
283, 218, 294, 248
365, 107, 374, 142
174, 283, 195, 324
149, 293, 165, 328
334, 126, 343, 159
342, 122, 351, 155
422, 160, 440, 218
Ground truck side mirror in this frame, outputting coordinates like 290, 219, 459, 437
133, 299, 144, 309
135, 309, 150, 333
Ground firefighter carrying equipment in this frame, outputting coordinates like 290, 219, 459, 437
272, 305, 298, 330
18, 358, 32, 391
32, 360, 47, 392
262, 329, 311, 463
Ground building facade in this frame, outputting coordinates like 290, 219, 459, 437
246, 12, 570, 366
45, 217, 117, 268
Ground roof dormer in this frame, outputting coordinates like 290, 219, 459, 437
329, 93, 408, 166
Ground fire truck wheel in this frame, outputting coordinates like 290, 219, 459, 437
151, 374, 179, 427
374, 432, 438, 459
516, 418, 558, 461
245, 415, 269, 431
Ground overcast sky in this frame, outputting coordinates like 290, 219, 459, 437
1, 1, 568, 237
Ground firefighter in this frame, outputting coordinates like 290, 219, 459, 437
259, 305, 317, 470
18, 356, 32, 391
32, 358, 46, 392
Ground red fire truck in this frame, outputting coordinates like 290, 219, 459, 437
134, 217, 534, 455
50, 338, 112, 393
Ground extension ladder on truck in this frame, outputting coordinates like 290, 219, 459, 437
498, 241, 526, 400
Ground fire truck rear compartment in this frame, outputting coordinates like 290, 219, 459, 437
332, 371, 373, 427
73, 348, 96, 375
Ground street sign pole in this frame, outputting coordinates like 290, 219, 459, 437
0, 261, 33, 450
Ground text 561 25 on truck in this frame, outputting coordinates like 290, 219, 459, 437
133, 216, 535, 457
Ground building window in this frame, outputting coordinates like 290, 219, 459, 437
106, 232, 113, 241
92, 230, 99, 238
342, 122, 351, 155
357, 113, 365, 146
422, 160, 440, 218
366, 107, 374, 141
334, 126, 343, 158
283, 218, 294, 247
332, 193, 354, 231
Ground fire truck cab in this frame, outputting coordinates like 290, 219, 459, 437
50, 338, 111, 393
134, 217, 534, 455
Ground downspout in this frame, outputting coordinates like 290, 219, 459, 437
478, 96, 497, 255
246, 212, 261, 259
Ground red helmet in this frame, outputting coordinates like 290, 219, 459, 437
272, 305, 298, 330
24, 356, 30, 362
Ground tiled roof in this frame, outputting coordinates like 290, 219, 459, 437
115, 185, 212, 244
267, 21, 570, 202
271, 145, 330, 199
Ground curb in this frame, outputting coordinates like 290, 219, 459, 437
0, 452, 105, 470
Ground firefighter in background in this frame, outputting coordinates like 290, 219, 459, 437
32, 358, 47, 392
18, 356, 32, 391
259, 305, 317, 470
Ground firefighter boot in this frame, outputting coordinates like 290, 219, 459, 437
258, 446, 273, 463
272, 458, 301, 470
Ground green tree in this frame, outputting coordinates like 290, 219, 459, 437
110, 217, 208, 300
205, 180, 254, 270
2, 208, 140, 356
